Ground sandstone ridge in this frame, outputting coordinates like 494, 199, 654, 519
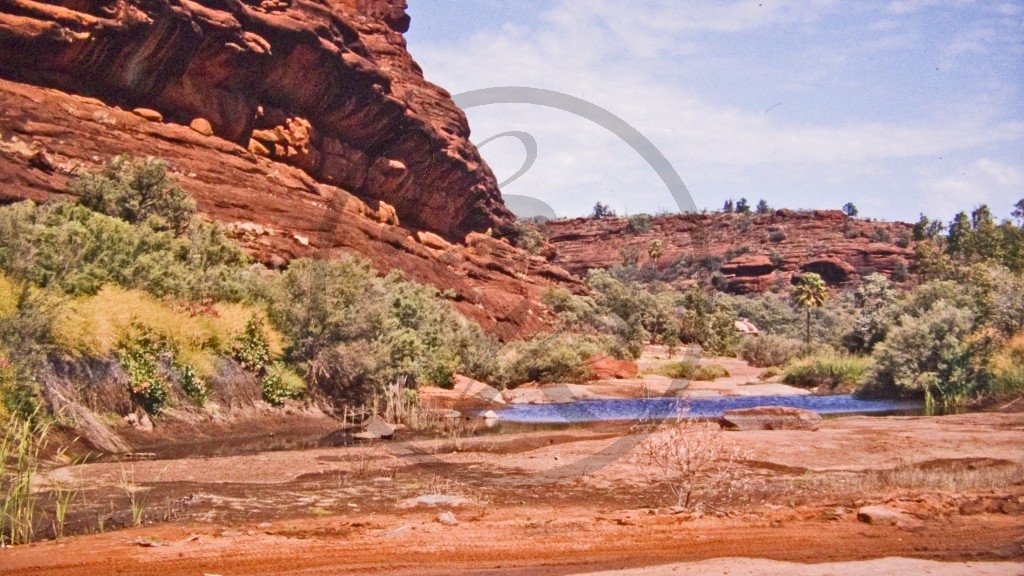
0, 0, 512, 240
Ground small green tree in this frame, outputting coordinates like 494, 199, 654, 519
735, 198, 750, 214
755, 199, 771, 214
591, 202, 616, 219
722, 199, 734, 213
842, 202, 859, 217
792, 272, 828, 347
71, 155, 196, 235
647, 238, 664, 261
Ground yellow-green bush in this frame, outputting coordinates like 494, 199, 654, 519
53, 285, 280, 379
785, 354, 871, 391
692, 363, 730, 381
991, 333, 1024, 396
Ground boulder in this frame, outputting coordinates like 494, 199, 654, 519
189, 118, 214, 136
587, 356, 638, 380
132, 108, 163, 122
719, 406, 821, 431
857, 505, 923, 529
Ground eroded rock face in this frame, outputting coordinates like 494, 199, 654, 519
0, 78, 583, 338
545, 211, 916, 292
0, 0, 512, 241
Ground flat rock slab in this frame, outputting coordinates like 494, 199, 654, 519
857, 505, 924, 529
720, 406, 821, 431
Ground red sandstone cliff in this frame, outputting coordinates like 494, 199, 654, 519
0, 0, 510, 240
0, 0, 588, 338
543, 210, 917, 293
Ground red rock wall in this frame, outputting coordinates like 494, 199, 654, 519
0, 0, 512, 241
544, 211, 917, 293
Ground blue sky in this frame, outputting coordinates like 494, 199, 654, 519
405, 1, 1023, 223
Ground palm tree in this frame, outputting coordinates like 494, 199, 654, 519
792, 272, 827, 347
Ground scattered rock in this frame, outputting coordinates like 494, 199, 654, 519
586, 356, 638, 380
417, 230, 452, 251
132, 108, 163, 122
189, 118, 214, 136
124, 411, 154, 432
720, 406, 821, 431
436, 511, 458, 526
856, 505, 922, 529
399, 494, 470, 508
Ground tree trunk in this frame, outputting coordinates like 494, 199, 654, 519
805, 308, 811, 347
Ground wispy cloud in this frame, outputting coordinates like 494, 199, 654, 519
409, 0, 1024, 221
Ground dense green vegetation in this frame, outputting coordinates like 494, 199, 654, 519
1, 155, 1021, 423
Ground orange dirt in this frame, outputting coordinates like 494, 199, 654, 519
3, 412, 1023, 574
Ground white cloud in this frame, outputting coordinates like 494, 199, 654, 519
923, 159, 1024, 218
410, 0, 1024, 221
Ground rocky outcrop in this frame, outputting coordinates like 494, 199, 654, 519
587, 357, 639, 380
545, 210, 916, 293
0, 1, 592, 338
0, 78, 582, 338
0, 0, 512, 241
719, 406, 822, 431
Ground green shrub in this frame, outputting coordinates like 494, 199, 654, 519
626, 213, 653, 234
176, 363, 208, 405
496, 334, 606, 387
71, 155, 195, 235
740, 334, 802, 367
0, 201, 251, 301
859, 300, 989, 405
758, 366, 782, 381
116, 328, 170, 415
990, 334, 1024, 396
261, 362, 305, 405
656, 360, 698, 379
232, 316, 272, 375
784, 354, 872, 391
693, 363, 730, 381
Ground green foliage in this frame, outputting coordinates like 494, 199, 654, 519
842, 202, 859, 217
0, 201, 251, 301
116, 328, 171, 415
756, 199, 771, 214
740, 334, 802, 367
0, 278, 53, 420
944, 203, 1024, 273
176, 363, 208, 405
784, 354, 872, 391
990, 333, 1024, 397
647, 238, 664, 260
735, 198, 750, 214
693, 363, 730, 381
656, 359, 697, 379
792, 272, 828, 346
261, 362, 306, 405
626, 213, 653, 234
722, 199, 734, 213
497, 334, 606, 387
265, 257, 498, 398
1, 414, 48, 545
860, 300, 989, 405
676, 287, 739, 356
232, 316, 271, 374
845, 273, 898, 353
591, 202, 616, 219
71, 155, 195, 235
